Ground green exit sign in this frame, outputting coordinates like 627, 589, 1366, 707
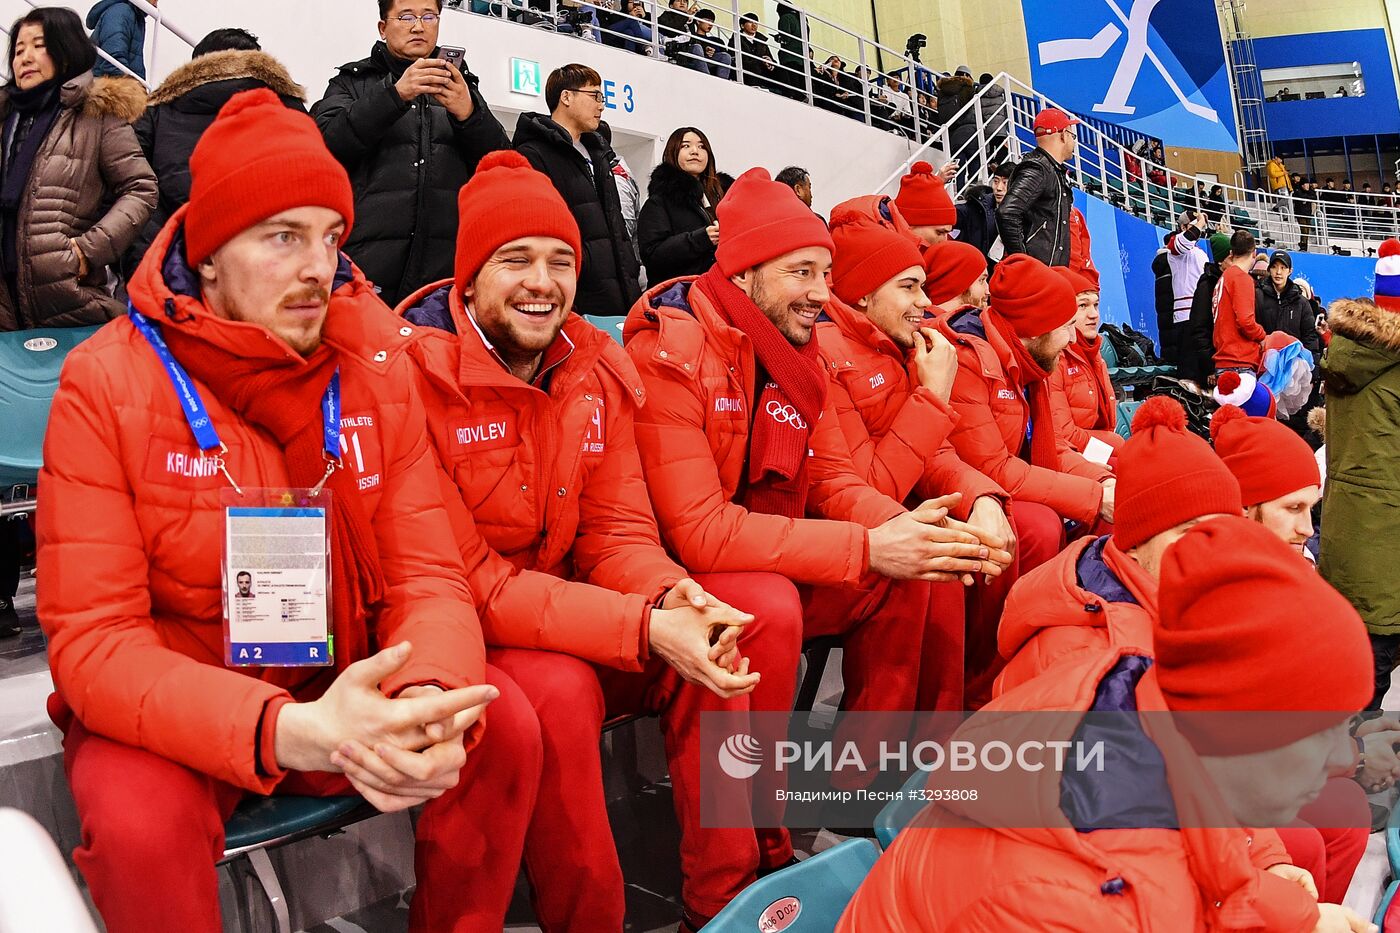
511, 58, 542, 96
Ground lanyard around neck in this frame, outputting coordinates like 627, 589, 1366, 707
128, 307, 342, 494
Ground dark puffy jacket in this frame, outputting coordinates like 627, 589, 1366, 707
997, 146, 1071, 266
954, 189, 998, 258
1256, 278, 1322, 356
514, 112, 641, 315
131, 51, 305, 266
1152, 245, 1177, 364
935, 73, 976, 130
87, 0, 145, 79
1180, 261, 1223, 385
636, 163, 732, 284
312, 42, 508, 306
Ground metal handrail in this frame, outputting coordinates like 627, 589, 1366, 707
12, 0, 195, 91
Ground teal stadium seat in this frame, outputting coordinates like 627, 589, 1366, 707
1379, 879, 1399, 931
0, 325, 101, 490
874, 768, 935, 848
220, 795, 374, 933
1116, 400, 1142, 439
1387, 801, 1400, 882
703, 838, 880, 933
583, 314, 626, 345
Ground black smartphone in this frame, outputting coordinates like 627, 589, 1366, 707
441, 46, 466, 72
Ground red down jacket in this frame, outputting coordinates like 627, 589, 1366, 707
937, 305, 1108, 523
400, 281, 684, 670
623, 277, 905, 588
37, 211, 483, 794
814, 296, 1004, 517
839, 644, 1318, 932
1047, 334, 1122, 455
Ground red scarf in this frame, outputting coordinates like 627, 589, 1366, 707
695, 266, 827, 519
159, 308, 385, 688
985, 308, 1059, 470
1075, 332, 1117, 432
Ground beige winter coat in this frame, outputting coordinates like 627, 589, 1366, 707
0, 73, 155, 331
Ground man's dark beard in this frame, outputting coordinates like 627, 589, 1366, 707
751, 275, 820, 346
1026, 336, 1062, 372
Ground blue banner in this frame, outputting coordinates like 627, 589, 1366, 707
1024, 0, 1238, 152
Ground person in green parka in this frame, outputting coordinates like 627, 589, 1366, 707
1320, 238, 1400, 709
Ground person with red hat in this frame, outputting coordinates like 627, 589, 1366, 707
939, 254, 1114, 537
894, 161, 957, 247
625, 169, 1011, 922
817, 207, 1015, 711
397, 149, 783, 930
997, 108, 1079, 267
36, 89, 529, 933
1211, 405, 1322, 557
840, 514, 1374, 933
1047, 266, 1123, 457
922, 239, 989, 316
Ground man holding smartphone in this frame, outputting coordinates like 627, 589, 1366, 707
313, 0, 508, 305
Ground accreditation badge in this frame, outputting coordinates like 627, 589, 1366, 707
222, 487, 334, 667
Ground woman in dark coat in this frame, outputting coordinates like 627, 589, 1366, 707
636, 126, 732, 284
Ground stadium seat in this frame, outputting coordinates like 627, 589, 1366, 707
1378, 878, 1399, 931
873, 768, 933, 848
703, 838, 880, 932
1386, 801, 1400, 881
0, 325, 101, 490
1115, 400, 1142, 439
583, 314, 626, 345
220, 796, 375, 933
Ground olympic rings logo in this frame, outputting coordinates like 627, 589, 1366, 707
765, 400, 807, 430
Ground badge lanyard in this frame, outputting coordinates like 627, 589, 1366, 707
128, 308, 342, 493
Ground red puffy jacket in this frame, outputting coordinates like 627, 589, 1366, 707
937, 306, 1107, 524
814, 297, 1004, 517
839, 646, 1318, 932
400, 281, 684, 670
1047, 335, 1122, 455
624, 278, 905, 588
1068, 206, 1096, 282
994, 536, 1152, 697
831, 194, 920, 246
1213, 264, 1266, 371
37, 212, 483, 794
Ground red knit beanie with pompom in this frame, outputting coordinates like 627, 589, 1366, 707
828, 206, 924, 306
1113, 396, 1244, 550
1209, 405, 1320, 507
894, 161, 956, 226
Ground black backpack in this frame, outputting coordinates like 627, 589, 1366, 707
1100, 323, 1147, 367
1120, 323, 1161, 365
1146, 375, 1217, 440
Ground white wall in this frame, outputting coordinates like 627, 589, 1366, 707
1, 0, 937, 216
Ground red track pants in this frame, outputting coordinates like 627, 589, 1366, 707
61, 664, 542, 933
1276, 777, 1371, 905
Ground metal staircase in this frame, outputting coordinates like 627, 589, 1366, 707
1218, 0, 1271, 186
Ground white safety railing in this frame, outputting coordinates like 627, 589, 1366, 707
881, 72, 1400, 258
12, 0, 194, 91
448, 0, 944, 142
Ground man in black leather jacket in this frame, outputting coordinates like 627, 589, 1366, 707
997, 108, 1078, 267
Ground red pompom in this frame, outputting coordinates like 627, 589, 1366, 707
910, 161, 934, 176
476, 149, 533, 173
1131, 395, 1187, 434
1217, 371, 1242, 395
1380, 238, 1400, 260
828, 205, 869, 232
1209, 404, 1249, 443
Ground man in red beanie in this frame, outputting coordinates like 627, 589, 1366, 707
894, 161, 957, 247
626, 169, 1010, 921
842, 514, 1373, 932
1214, 229, 1267, 375
817, 207, 1015, 711
1211, 405, 1322, 556
37, 89, 526, 933
997, 108, 1078, 267
1047, 266, 1123, 457
398, 149, 782, 931
939, 253, 1114, 541
922, 239, 989, 316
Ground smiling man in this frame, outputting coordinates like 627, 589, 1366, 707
37, 90, 532, 933
400, 151, 792, 931
625, 171, 1012, 925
